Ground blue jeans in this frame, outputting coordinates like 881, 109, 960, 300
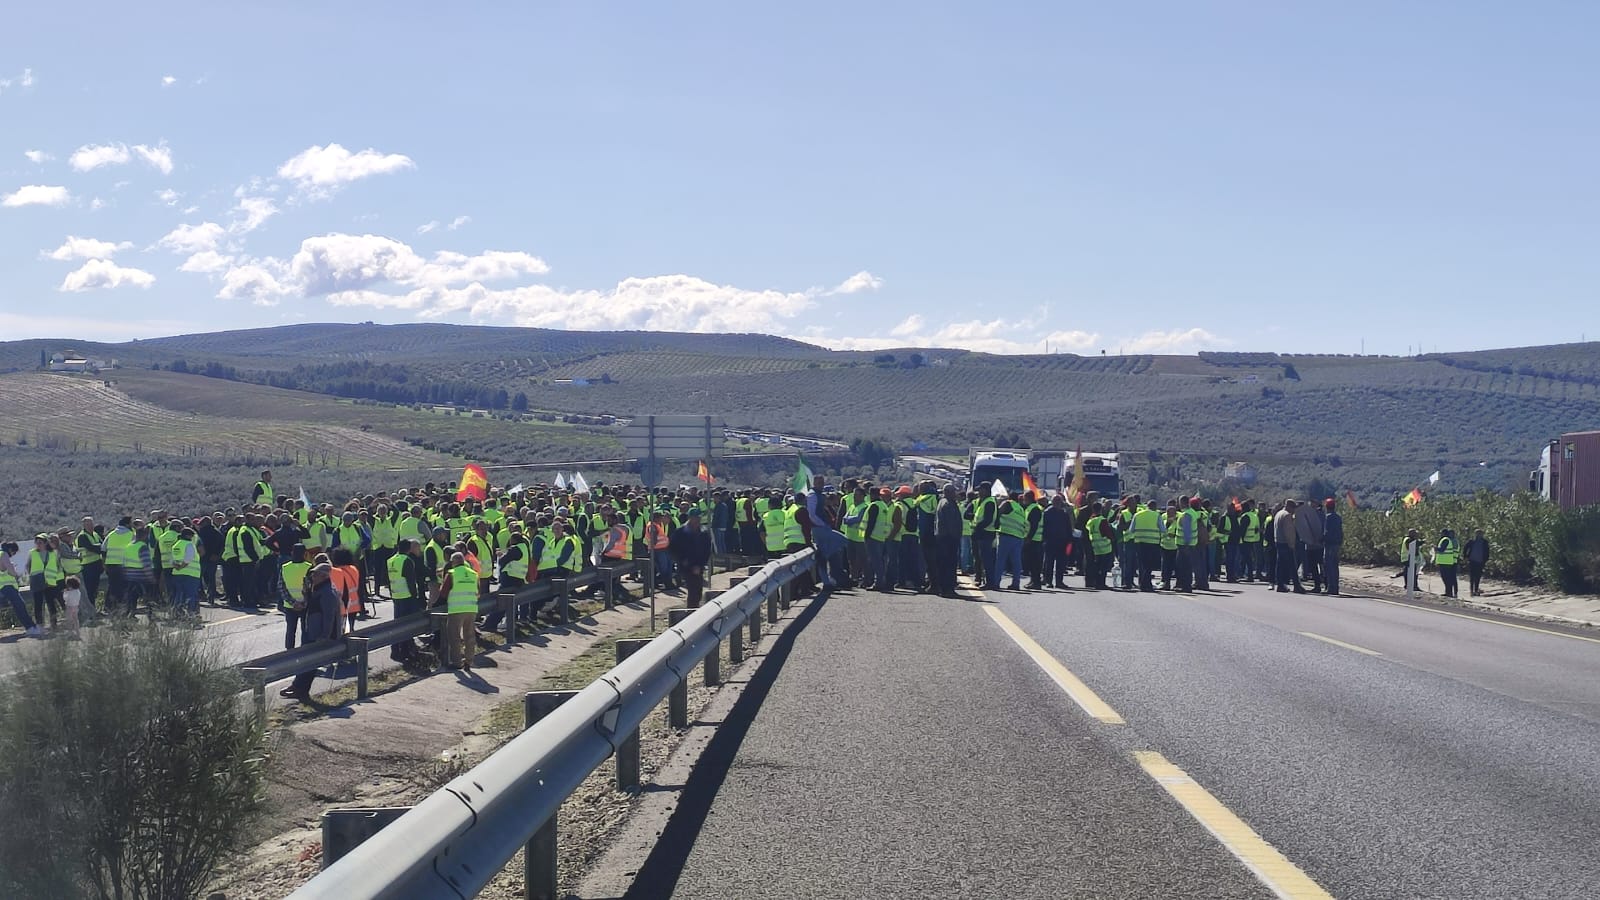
170, 574, 201, 617
994, 535, 1024, 589
653, 549, 675, 588
865, 540, 889, 590
2, 585, 36, 630
959, 536, 972, 572
898, 538, 923, 588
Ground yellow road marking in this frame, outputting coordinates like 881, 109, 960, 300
1297, 631, 1382, 656
1360, 595, 1600, 646
1135, 751, 1334, 900
205, 614, 253, 628
983, 606, 1124, 724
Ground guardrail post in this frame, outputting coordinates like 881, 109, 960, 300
667, 609, 691, 727
747, 565, 763, 576
768, 585, 781, 622
614, 639, 650, 789
502, 593, 518, 644
349, 637, 371, 700
556, 578, 571, 625
242, 666, 267, 722
646, 561, 657, 630
524, 690, 578, 900
748, 595, 761, 644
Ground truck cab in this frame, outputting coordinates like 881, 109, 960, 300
970, 450, 1030, 494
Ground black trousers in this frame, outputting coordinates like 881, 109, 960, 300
1138, 544, 1159, 592
936, 536, 960, 595
1439, 563, 1458, 597
1044, 544, 1070, 586
684, 566, 705, 608
1468, 561, 1485, 594
1023, 541, 1043, 587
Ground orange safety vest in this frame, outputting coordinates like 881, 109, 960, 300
647, 522, 670, 550
604, 525, 630, 559
332, 565, 362, 616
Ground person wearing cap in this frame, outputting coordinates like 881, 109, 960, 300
1320, 498, 1343, 596
863, 487, 895, 592
670, 508, 713, 607
282, 562, 341, 703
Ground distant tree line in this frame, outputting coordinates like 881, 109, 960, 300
165, 359, 527, 410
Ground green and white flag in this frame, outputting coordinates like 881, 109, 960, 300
791, 454, 814, 493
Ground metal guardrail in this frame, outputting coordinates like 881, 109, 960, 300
236, 561, 645, 708
288, 547, 816, 900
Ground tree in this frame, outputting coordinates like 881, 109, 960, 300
0, 624, 271, 899
1282, 363, 1300, 381
512, 391, 529, 412
39, 349, 47, 369
169, 358, 189, 374
1306, 476, 1338, 504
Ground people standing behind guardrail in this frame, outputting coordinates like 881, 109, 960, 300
280, 544, 311, 650
0, 543, 43, 636
442, 552, 479, 672
646, 512, 675, 593
282, 561, 340, 704
670, 509, 711, 607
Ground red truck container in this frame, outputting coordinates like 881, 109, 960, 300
1551, 431, 1600, 510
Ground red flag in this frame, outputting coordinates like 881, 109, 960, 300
456, 463, 489, 501
1021, 471, 1040, 498
1069, 445, 1088, 506
1404, 488, 1423, 507
697, 460, 715, 485
1229, 495, 1241, 513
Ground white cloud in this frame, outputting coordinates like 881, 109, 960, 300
181, 204, 199, 214
161, 75, 177, 87
89, 196, 106, 210
155, 188, 181, 206
2, 184, 71, 207
277, 143, 414, 196
1122, 328, 1227, 354
45, 236, 132, 261
831, 270, 883, 294
230, 195, 278, 234
812, 317, 1102, 355
23, 149, 51, 163
448, 215, 470, 231
178, 250, 233, 274
67, 141, 173, 174
218, 263, 289, 306
132, 142, 174, 175
69, 143, 131, 171
156, 221, 226, 254
889, 314, 924, 337
0, 68, 34, 93
59, 259, 155, 292
416, 220, 439, 235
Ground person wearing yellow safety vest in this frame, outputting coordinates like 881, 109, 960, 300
169, 526, 203, 623
840, 483, 870, 589
760, 494, 789, 561
253, 469, 275, 508
1083, 501, 1116, 590
860, 486, 895, 592
281, 543, 312, 650
385, 539, 428, 663
27, 534, 63, 629
441, 552, 482, 671
370, 504, 398, 595
469, 520, 497, 601
75, 516, 104, 619
737, 492, 761, 561
987, 492, 1028, 591
646, 512, 677, 593
1022, 491, 1045, 591
972, 485, 1000, 591
1160, 503, 1181, 590
1433, 527, 1461, 598
1129, 500, 1163, 593
1238, 500, 1261, 582
0, 541, 44, 635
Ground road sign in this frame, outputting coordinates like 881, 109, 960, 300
619, 415, 726, 461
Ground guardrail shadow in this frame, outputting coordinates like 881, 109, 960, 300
622, 586, 832, 899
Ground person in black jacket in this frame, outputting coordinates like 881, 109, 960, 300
1464, 530, 1490, 596
1042, 495, 1074, 589
282, 563, 340, 703
934, 484, 964, 598
670, 510, 712, 608
1321, 499, 1344, 596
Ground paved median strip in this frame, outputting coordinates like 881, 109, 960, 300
1135, 751, 1335, 900
1297, 631, 1381, 656
983, 606, 1124, 725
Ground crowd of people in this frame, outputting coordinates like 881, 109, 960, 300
1, 467, 1494, 698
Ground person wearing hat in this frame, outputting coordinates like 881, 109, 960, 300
282, 562, 341, 703
1321, 498, 1343, 596
670, 508, 713, 607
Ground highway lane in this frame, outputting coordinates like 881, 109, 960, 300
647, 579, 1600, 899
655, 589, 1275, 900
997, 581, 1600, 899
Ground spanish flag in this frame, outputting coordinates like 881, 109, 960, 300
1403, 487, 1423, 508
697, 460, 715, 485
1020, 471, 1040, 498
456, 463, 489, 501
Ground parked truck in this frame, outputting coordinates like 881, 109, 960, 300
1533, 431, 1600, 510
966, 447, 1123, 499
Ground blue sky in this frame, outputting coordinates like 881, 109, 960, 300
2, 2, 1596, 355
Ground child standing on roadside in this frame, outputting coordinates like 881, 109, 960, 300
61, 576, 83, 639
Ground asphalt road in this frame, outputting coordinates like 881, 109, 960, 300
649, 578, 1600, 899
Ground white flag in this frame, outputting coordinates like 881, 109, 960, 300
298, 486, 311, 507
571, 471, 589, 494
554, 472, 567, 489
507, 483, 525, 495
990, 479, 1010, 498
1427, 470, 1441, 485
